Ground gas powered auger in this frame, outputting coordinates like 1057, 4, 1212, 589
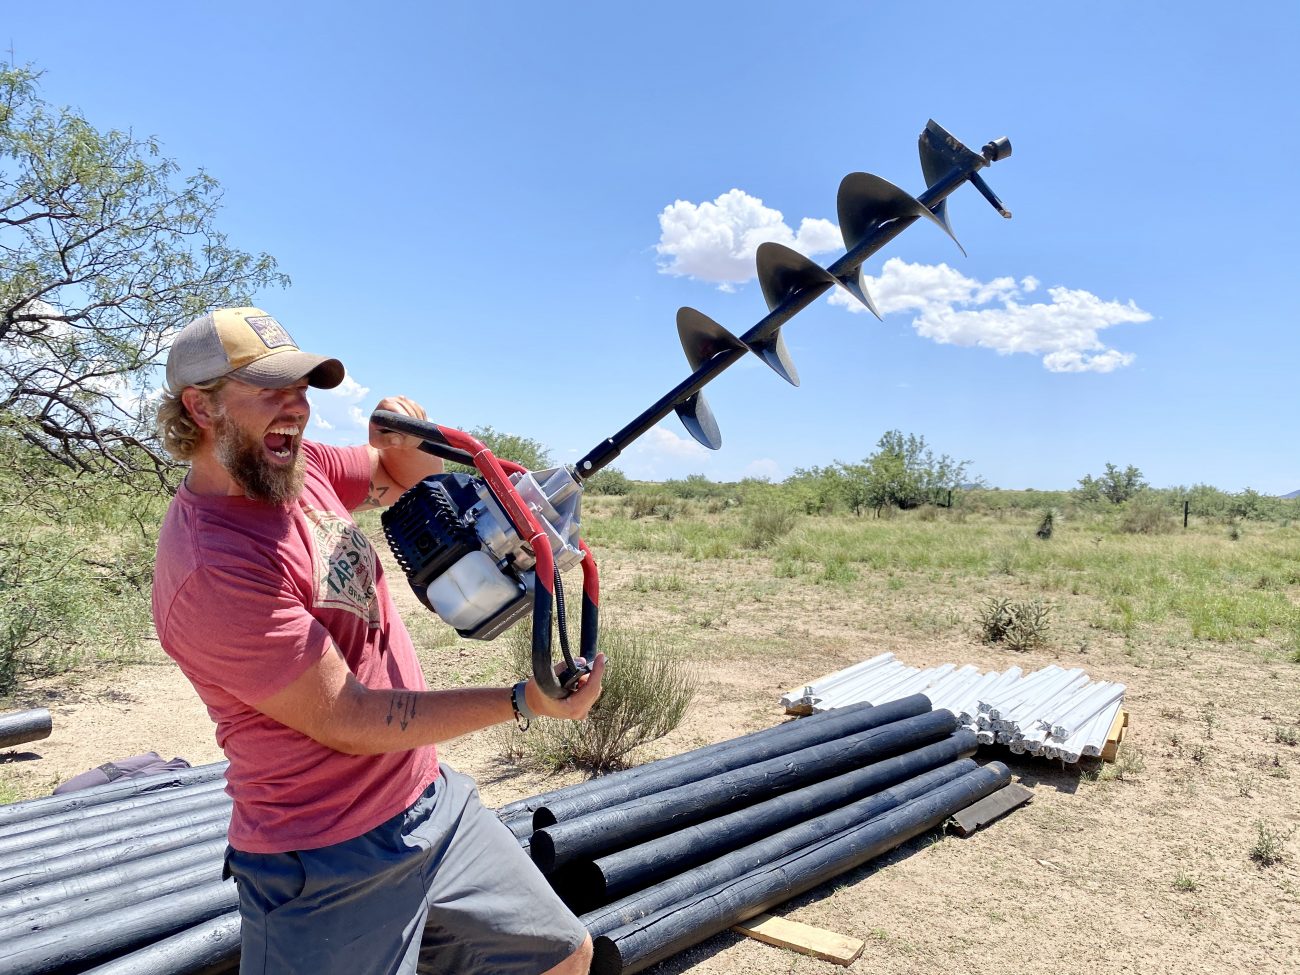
372, 120, 1014, 700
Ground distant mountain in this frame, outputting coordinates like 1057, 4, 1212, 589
1283, 489, 1300, 499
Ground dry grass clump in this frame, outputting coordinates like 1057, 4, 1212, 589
500, 622, 696, 773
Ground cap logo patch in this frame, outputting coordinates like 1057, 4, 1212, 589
245, 315, 296, 350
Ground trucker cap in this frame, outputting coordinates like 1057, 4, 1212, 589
165, 307, 345, 392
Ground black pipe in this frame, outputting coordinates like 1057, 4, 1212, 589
589, 763, 1012, 975
1, 858, 225, 945
532, 708, 958, 873
1, 879, 237, 975
82, 913, 240, 975
0, 763, 228, 829
583, 731, 977, 902
0, 804, 230, 874
533, 695, 933, 830
0, 817, 228, 897
0, 777, 227, 843
496, 701, 879, 833
0, 708, 52, 749
0, 838, 227, 917
581, 758, 979, 937
0, 784, 230, 857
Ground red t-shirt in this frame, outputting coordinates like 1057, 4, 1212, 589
152, 440, 439, 853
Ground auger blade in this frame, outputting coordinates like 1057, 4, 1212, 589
838, 171, 965, 257
676, 306, 748, 370
835, 266, 883, 320
918, 119, 985, 248
750, 330, 799, 387
674, 307, 748, 449
755, 241, 881, 320
675, 392, 723, 450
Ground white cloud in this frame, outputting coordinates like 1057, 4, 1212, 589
829, 258, 1150, 373
305, 375, 375, 444
329, 374, 370, 402
637, 425, 711, 460
656, 189, 840, 289
651, 185, 1148, 374
619, 424, 713, 480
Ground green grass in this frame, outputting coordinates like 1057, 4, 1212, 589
590, 503, 1300, 654
1250, 820, 1294, 866
1172, 871, 1200, 891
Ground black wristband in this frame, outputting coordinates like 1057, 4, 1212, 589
510, 680, 532, 731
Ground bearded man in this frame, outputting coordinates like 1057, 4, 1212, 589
152, 307, 604, 975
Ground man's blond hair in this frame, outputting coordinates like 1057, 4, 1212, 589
156, 378, 226, 461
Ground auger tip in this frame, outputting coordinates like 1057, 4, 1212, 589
982, 137, 1012, 163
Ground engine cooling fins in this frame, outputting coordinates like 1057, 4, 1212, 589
573, 120, 1013, 474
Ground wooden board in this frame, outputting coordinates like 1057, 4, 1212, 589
731, 913, 864, 966
1100, 709, 1131, 763
948, 782, 1034, 837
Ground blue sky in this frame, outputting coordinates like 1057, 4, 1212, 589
7, 2, 1298, 491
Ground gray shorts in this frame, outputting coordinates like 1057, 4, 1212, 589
224, 764, 587, 975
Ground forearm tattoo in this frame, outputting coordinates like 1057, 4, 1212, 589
358, 479, 391, 510
387, 693, 417, 731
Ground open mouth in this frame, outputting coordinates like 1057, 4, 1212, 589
263, 425, 301, 462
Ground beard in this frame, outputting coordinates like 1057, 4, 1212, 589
212, 408, 305, 506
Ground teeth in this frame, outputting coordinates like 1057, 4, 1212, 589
268, 426, 300, 436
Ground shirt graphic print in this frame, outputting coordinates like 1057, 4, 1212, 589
304, 504, 381, 627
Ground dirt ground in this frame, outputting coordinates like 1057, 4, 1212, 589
2, 539, 1299, 975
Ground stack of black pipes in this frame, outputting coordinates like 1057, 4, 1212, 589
498, 693, 1011, 975
0, 761, 241, 975
0, 696, 1011, 975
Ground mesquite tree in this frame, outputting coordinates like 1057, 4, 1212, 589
0, 64, 288, 485
0, 64, 288, 692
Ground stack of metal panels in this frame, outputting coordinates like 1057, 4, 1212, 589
782, 659, 1125, 765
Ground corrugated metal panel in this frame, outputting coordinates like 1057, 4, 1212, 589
785, 657, 1126, 765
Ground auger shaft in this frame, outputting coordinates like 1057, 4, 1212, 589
574, 124, 1011, 479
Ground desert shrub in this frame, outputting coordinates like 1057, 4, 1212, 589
0, 527, 155, 694
1075, 463, 1147, 504
662, 473, 725, 501
1035, 508, 1055, 540
502, 622, 696, 773
584, 468, 632, 496
623, 492, 678, 520
976, 597, 1051, 651
1117, 496, 1176, 534
742, 505, 797, 549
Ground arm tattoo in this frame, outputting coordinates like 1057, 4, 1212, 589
358, 479, 391, 510
387, 693, 417, 732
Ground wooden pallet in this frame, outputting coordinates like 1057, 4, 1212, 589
1100, 709, 1130, 762
731, 913, 864, 966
